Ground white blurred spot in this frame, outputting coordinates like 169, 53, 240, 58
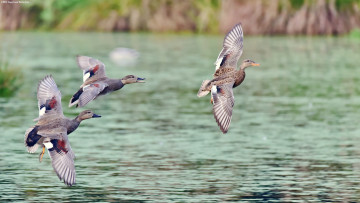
109, 48, 139, 67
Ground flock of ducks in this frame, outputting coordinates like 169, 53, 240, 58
24, 23, 259, 186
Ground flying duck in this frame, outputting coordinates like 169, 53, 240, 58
25, 75, 101, 186
197, 23, 260, 133
69, 55, 145, 108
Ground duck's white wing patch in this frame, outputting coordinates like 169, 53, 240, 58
76, 55, 106, 83
215, 48, 226, 70
36, 75, 64, 118
211, 86, 217, 93
43, 141, 53, 149
83, 71, 91, 82
39, 107, 46, 116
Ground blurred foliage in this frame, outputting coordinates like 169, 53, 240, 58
349, 28, 360, 38
0, 61, 22, 97
288, 0, 360, 10
193, 0, 220, 33
2, 0, 360, 34
335, 0, 360, 10
22, 0, 90, 29
14, 0, 221, 32
55, 0, 144, 31
289, 0, 304, 9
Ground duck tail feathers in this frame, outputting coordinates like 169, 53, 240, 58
68, 100, 79, 108
25, 126, 42, 153
197, 80, 211, 97
69, 88, 83, 108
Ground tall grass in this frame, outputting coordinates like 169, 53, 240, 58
0, 61, 22, 97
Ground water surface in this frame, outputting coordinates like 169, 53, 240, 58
1, 32, 360, 201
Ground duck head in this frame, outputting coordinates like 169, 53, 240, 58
240, 59, 260, 70
121, 75, 146, 84
77, 110, 101, 121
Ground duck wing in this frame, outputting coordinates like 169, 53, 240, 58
35, 75, 64, 120
76, 55, 106, 83
214, 23, 244, 70
37, 127, 68, 139
41, 127, 76, 186
76, 82, 108, 108
212, 82, 235, 134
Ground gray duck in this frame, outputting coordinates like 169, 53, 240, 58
25, 75, 101, 186
69, 55, 145, 108
197, 23, 260, 134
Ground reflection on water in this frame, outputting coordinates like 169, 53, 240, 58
1, 32, 360, 201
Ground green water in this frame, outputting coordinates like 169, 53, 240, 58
1, 32, 360, 202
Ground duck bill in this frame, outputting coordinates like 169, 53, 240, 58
251, 63, 260, 66
92, 114, 101, 118
137, 77, 146, 83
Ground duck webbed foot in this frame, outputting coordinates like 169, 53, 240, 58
39, 146, 45, 162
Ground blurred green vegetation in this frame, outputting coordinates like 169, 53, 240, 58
288, 0, 360, 9
0, 61, 22, 97
349, 28, 360, 38
335, 0, 360, 10
289, 0, 305, 9
2, 0, 360, 34
20, 0, 220, 32
287, 0, 360, 10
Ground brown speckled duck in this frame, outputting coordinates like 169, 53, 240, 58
69, 55, 145, 108
25, 75, 101, 186
197, 23, 260, 134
